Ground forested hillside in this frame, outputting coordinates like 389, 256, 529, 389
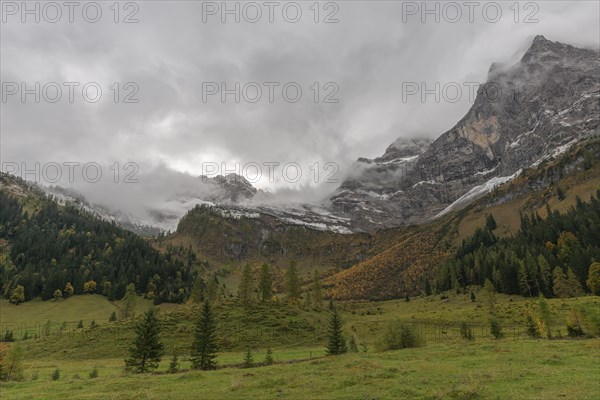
0, 175, 196, 304
438, 192, 600, 296
328, 139, 600, 300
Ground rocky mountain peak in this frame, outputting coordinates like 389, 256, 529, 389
329, 36, 599, 231
200, 173, 258, 202
375, 137, 432, 163
520, 34, 597, 66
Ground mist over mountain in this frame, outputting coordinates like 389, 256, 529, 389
41, 36, 599, 235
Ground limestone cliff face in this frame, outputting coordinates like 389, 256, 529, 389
329, 36, 599, 231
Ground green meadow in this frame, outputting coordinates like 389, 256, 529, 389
0, 292, 599, 399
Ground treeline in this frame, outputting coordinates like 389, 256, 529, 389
0, 190, 195, 304
438, 191, 600, 297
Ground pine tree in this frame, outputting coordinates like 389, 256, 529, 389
566, 268, 584, 297
167, 351, 179, 373
242, 349, 253, 368
312, 270, 322, 309
552, 267, 569, 298
125, 308, 164, 373
109, 311, 117, 322
518, 262, 533, 297
587, 262, 600, 295
537, 255, 552, 296
191, 301, 218, 370
424, 278, 432, 296
238, 263, 254, 305
304, 290, 312, 308
557, 185, 565, 200
264, 347, 274, 365
483, 279, 496, 315
77, 320, 83, 329
258, 263, 273, 302
122, 283, 137, 320
470, 291, 476, 302
326, 307, 347, 356
285, 260, 301, 304
485, 213, 497, 231
536, 296, 552, 339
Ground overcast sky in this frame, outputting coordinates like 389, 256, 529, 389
1, 0, 599, 216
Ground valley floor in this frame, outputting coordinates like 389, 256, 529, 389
1, 294, 599, 399
1, 339, 599, 400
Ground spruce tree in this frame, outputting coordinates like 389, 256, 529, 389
242, 349, 253, 368
167, 351, 180, 374
326, 307, 347, 355
485, 213, 497, 230
587, 262, 600, 295
483, 279, 496, 314
125, 308, 164, 373
191, 301, 218, 370
304, 290, 312, 308
566, 268, 584, 297
238, 263, 254, 305
258, 263, 273, 302
552, 267, 569, 298
122, 283, 137, 320
264, 347, 274, 365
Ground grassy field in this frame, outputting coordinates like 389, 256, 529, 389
1, 293, 599, 399
2, 339, 598, 400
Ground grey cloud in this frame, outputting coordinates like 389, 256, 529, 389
2, 0, 599, 221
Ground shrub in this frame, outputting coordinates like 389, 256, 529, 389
577, 305, 600, 337
0, 343, 24, 381
460, 322, 474, 341
376, 321, 424, 351
490, 319, 503, 339
50, 369, 60, 381
348, 335, 358, 353
3, 330, 15, 342
89, 367, 99, 379
525, 315, 539, 338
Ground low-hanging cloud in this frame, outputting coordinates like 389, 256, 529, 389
2, 0, 599, 225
